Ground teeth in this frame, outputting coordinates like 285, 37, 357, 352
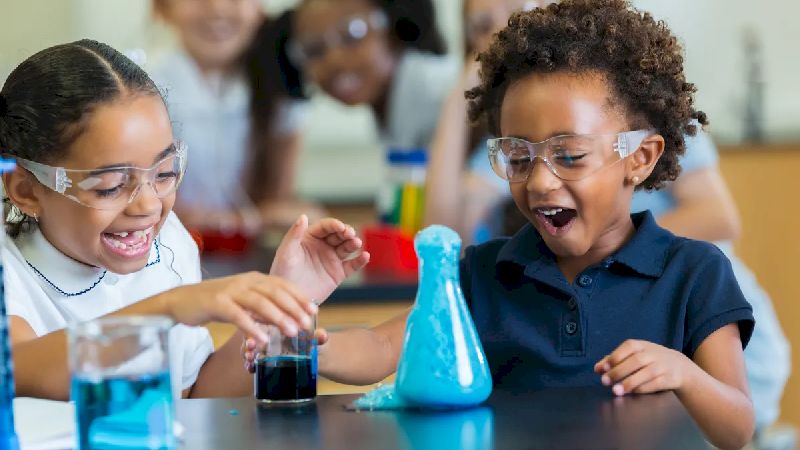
540, 208, 563, 216
106, 226, 153, 251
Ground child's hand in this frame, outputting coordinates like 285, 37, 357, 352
594, 339, 695, 396
242, 328, 329, 373
164, 272, 317, 344
270, 215, 370, 303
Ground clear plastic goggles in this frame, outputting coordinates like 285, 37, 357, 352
288, 10, 388, 66
487, 130, 653, 183
13, 141, 187, 210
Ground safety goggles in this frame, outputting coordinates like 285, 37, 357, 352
288, 10, 389, 66
12, 141, 188, 210
487, 130, 653, 183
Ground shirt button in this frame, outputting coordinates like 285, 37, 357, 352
565, 321, 578, 335
577, 274, 593, 287
567, 298, 577, 310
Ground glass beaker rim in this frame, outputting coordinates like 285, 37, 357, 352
69, 315, 174, 339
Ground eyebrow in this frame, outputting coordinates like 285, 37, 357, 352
89, 145, 176, 174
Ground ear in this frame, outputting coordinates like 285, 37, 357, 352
3, 169, 45, 219
625, 134, 665, 187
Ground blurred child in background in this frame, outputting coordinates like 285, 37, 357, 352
151, 0, 321, 236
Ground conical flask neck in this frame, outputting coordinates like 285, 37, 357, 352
417, 247, 460, 285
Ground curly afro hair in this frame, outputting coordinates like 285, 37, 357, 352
467, 0, 707, 190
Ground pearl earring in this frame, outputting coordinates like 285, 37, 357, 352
631, 176, 640, 185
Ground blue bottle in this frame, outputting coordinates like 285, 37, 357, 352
0, 158, 18, 450
395, 225, 492, 407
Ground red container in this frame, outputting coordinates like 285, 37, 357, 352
194, 228, 253, 253
362, 225, 418, 277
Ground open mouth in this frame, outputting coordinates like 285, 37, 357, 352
330, 73, 363, 102
101, 226, 155, 259
534, 207, 577, 236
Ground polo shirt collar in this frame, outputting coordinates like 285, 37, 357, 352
611, 211, 673, 277
496, 211, 673, 279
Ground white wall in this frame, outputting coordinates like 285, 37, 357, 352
1, 0, 797, 201
632, 0, 800, 143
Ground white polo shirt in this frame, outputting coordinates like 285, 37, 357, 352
2, 212, 214, 396
149, 50, 307, 211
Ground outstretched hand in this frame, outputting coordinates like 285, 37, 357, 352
270, 215, 370, 302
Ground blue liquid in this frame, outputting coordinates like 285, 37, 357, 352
396, 406, 494, 450
1, 262, 19, 450
72, 371, 174, 450
255, 355, 317, 402
395, 225, 492, 407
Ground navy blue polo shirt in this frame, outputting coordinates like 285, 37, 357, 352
460, 211, 754, 390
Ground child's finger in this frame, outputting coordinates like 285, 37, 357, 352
336, 237, 362, 259
309, 218, 346, 239
236, 291, 298, 337
245, 338, 257, 351
287, 214, 309, 241
613, 366, 662, 396
605, 339, 646, 368
343, 251, 370, 275
250, 282, 312, 330
314, 328, 329, 345
324, 233, 347, 247
594, 356, 610, 374
601, 352, 652, 386
225, 306, 268, 345
629, 374, 667, 395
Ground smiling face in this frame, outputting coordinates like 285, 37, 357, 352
158, 0, 262, 73
293, 0, 397, 106
501, 71, 638, 262
29, 94, 177, 274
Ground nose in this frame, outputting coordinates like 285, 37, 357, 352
525, 157, 562, 196
125, 181, 162, 217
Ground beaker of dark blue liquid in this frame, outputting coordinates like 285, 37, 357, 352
254, 317, 317, 404
395, 225, 492, 407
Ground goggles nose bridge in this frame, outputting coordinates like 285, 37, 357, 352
125, 169, 159, 205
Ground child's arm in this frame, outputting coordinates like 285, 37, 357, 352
242, 310, 410, 385
10, 272, 316, 400
317, 310, 409, 385
595, 324, 754, 450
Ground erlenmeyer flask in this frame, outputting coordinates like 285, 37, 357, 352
395, 225, 492, 407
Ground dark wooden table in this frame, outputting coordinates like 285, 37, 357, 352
176, 387, 709, 450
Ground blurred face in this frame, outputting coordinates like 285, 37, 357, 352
32, 95, 177, 274
293, 0, 397, 106
158, 0, 262, 72
465, 0, 556, 55
500, 71, 635, 260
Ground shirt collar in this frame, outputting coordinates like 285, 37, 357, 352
611, 211, 673, 277
496, 210, 673, 279
16, 228, 160, 298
